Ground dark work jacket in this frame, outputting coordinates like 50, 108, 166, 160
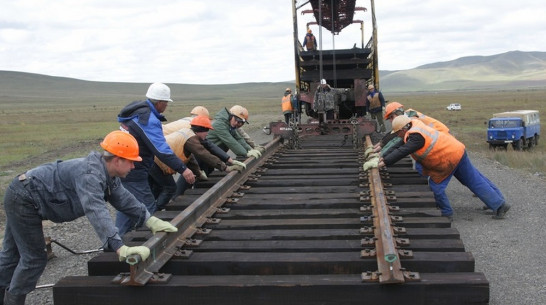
117, 100, 187, 181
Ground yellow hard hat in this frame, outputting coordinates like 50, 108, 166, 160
190, 106, 210, 118
229, 105, 249, 123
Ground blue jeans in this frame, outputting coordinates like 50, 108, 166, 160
0, 178, 48, 296
116, 178, 156, 236
428, 151, 505, 216
148, 164, 177, 211
174, 175, 191, 198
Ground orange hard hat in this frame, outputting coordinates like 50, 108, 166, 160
384, 101, 404, 119
190, 106, 210, 118
100, 130, 142, 161
190, 115, 214, 130
229, 105, 249, 123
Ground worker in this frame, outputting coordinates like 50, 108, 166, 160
151, 115, 246, 209
233, 105, 266, 154
0, 131, 177, 305
302, 28, 317, 51
363, 115, 510, 221
372, 101, 450, 156
116, 82, 196, 236
366, 84, 386, 132
207, 105, 263, 158
282, 88, 294, 124
314, 79, 335, 120
162, 105, 210, 135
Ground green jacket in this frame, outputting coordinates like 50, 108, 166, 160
207, 108, 252, 157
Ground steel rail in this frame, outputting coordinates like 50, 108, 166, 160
121, 137, 283, 286
364, 136, 405, 283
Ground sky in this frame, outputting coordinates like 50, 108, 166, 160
1, 0, 545, 85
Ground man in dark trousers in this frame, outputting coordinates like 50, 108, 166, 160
0, 131, 177, 305
116, 82, 195, 236
366, 84, 386, 132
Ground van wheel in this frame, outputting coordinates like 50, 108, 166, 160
488, 144, 496, 150
528, 137, 535, 149
535, 135, 539, 146
512, 139, 523, 151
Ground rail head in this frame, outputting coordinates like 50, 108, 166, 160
119, 137, 283, 286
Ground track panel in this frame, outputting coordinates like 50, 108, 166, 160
55, 134, 488, 304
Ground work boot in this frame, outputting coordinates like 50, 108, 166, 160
1, 287, 5, 305
492, 203, 511, 219
3, 289, 26, 305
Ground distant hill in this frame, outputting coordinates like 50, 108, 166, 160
0, 71, 292, 104
1, 51, 545, 97
380, 50, 546, 92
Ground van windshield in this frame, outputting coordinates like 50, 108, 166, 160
490, 120, 521, 128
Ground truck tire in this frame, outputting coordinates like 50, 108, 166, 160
535, 135, 539, 146
528, 137, 535, 149
512, 139, 523, 151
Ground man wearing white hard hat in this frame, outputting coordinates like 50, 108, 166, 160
115, 83, 196, 236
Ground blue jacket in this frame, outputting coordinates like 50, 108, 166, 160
25, 151, 149, 251
118, 100, 187, 181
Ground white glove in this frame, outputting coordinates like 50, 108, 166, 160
198, 170, 208, 181
226, 164, 245, 173
364, 146, 374, 159
363, 157, 380, 171
231, 160, 247, 169
255, 145, 266, 154
366, 152, 380, 161
246, 149, 261, 158
118, 245, 150, 262
145, 216, 178, 234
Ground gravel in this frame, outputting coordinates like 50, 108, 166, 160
6, 132, 546, 305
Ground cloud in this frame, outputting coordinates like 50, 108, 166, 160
0, 0, 544, 84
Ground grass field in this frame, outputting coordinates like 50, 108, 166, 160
0, 86, 544, 186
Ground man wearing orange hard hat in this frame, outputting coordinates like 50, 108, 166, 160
150, 116, 247, 209
0, 131, 177, 304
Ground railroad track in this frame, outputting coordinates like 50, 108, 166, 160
53, 133, 489, 305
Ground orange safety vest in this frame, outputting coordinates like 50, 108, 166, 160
406, 109, 450, 133
404, 120, 465, 183
281, 94, 293, 113
155, 128, 195, 175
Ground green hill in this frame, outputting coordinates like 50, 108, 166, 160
380, 51, 546, 92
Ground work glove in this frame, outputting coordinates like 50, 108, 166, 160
364, 146, 374, 159
363, 157, 380, 171
226, 164, 245, 173
246, 149, 262, 158
145, 216, 178, 234
231, 160, 247, 169
118, 245, 150, 262
198, 170, 208, 181
254, 145, 266, 154
366, 152, 380, 161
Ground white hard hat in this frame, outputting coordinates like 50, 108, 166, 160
146, 82, 173, 102
320, 79, 327, 85
391, 115, 412, 134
